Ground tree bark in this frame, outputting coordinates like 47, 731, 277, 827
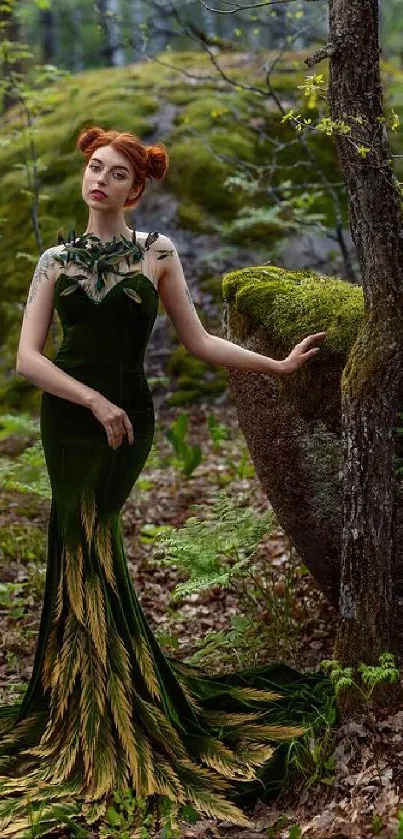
328, 0, 403, 664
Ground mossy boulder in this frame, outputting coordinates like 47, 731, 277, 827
222, 264, 365, 607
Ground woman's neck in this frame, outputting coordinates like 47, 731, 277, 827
83, 216, 134, 243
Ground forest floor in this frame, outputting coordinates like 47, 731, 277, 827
0, 393, 402, 838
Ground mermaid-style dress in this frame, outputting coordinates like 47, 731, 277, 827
0, 232, 333, 835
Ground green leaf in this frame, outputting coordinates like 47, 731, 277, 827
106, 806, 122, 826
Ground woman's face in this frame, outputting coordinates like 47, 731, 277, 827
82, 145, 138, 209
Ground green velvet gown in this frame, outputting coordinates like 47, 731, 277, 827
0, 232, 334, 836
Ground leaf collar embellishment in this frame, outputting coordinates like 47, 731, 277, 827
54, 227, 160, 293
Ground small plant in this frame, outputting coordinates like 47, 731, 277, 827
285, 711, 337, 792
98, 790, 181, 838
321, 654, 400, 787
0, 582, 27, 619
99, 788, 153, 838
288, 826, 302, 839
206, 414, 231, 449
166, 414, 202, 477
266, 814, 302, 838
371, 812, 384, 836
321, 652, 400, 708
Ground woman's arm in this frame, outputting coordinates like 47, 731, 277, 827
157, 236, 326, 375
16, 250, 99, 409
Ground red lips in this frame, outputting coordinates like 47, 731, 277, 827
91, 189, 107, 197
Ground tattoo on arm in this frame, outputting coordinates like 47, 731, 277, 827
25, 251, 54, 308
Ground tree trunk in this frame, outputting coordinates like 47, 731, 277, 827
328, 0, 403, 664
40, 8, 55, 65
95, 0, 117, 66
0, 0, 22, 112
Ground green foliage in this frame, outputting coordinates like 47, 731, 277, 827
224, 188, 326, 236
154, 491, 306, 668
0, 412, 40, 440
0, 581, 26, 619
98, 789, 181, 838
0, 410, 49, 497
395, 810, 403, 839
371, 813, 384, 836
25, 798, 86, 838
156, 490, 275, 600
321, 653, 400, 707
0, 439, 50, 498
165, 413, 202, 477
266, 816, 303, 839
206, 413, 231, 449
0, 521, 46, 565
285, 714, 337, 792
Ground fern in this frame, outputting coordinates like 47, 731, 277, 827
155, 490, 275, 601
0, 413, 40, 440
0, 441, 50, 499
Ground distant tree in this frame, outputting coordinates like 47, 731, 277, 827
0, 0, 23, 111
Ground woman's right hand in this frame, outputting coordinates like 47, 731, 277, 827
90, 393, 134, 449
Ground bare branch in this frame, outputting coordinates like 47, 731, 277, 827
197, 0, 297, 13
305, 42, 338, 68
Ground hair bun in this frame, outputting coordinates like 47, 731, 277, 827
146, 144, 169, 180
76, 126, 104, 153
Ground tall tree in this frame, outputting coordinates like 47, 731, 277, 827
324, 0, 403, 667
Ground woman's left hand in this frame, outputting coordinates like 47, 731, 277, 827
280, 332, 327, 374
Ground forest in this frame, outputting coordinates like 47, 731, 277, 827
1, 0, 403, 837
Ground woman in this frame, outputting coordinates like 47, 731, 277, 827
0, 125, 328, 834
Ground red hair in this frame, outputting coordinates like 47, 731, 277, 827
76, 125, 169, 207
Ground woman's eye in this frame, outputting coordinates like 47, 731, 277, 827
89, 165, 124, 179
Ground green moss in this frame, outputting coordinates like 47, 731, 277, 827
167, 344, 227, 406
222, 264, 365, 427
166, 139, 246, 220
222, 264, 364, 357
